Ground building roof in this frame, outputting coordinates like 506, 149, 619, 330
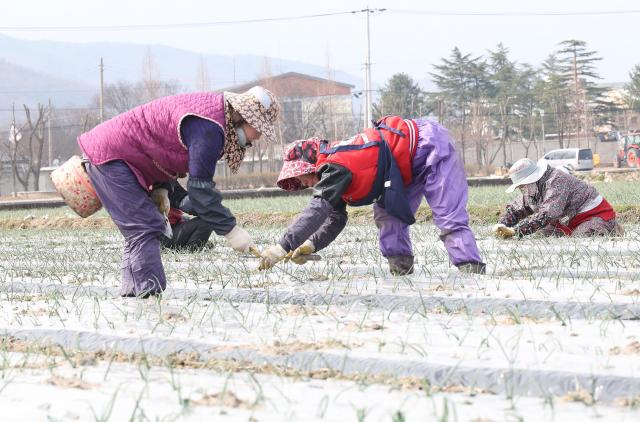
220, 72, 354, 97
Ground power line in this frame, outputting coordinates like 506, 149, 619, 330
0, 89, 96, 94
0, 107, 100, 111
390, 9, 640, 17
0, 8, 638, 32
0, 10, 365, 32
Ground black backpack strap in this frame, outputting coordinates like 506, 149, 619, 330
372, 118, 406, 137
320, 138, 379, 155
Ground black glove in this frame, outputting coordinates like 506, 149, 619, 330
387, 255, 414, 276
457, 261, 487, 274
169, 181, 189, 209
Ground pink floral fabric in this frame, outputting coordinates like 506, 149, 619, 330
222, 100, 246, 173
276, 138, 321, 191
223, 86, 280, 173
225, 87, 280, 141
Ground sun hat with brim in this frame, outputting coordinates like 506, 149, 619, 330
505, 158, 549, 193
225, 86, 280, 142
276, 138, 321, 191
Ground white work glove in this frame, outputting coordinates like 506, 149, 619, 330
151, 188, 170, 216
492, 223, 516, 239
224, 225, 254, 253
258, 244, 288, 270
287, 240, 315, 265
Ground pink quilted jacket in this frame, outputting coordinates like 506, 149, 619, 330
78, 92, 226, 190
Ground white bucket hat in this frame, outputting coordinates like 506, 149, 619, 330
505, 158, 549, 193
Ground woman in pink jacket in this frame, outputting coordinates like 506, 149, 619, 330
78, 87, 279, 297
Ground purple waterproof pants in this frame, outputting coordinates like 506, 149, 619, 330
373, 118, 482, 266
86, 161, 167, 296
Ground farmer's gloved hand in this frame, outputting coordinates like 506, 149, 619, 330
151, 187, 170, 216
224, 225, 254, 253
457, 261, 487, 274
288, 240, 316, 265
492, 223, 516, 239
387, 255, 414, 276
258, 244, 288, 270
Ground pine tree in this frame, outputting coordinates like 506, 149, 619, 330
430, 47, 488, 164
539, 54, 571, 148
487, 43, 520, 165
514, 64, 544, 157
372, 73, 427, 120
625, 64, 640, 111
555, 40, 603, 146
556, 40, 602, 96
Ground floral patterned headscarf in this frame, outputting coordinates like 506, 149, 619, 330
222, 100, 245, 173
276, 138, 321, 191
222, 86, 280, 173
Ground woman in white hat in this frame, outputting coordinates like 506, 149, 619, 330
75, 86, 279, 297
493, 158, 623, 238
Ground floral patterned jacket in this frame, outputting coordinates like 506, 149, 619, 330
498, 167, 600, 236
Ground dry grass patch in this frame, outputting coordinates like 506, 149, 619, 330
162, 312, 188, 324
191, 390, 258, 410
560, 388, 594, 405
614, 396, 640, 407
0, 337, 498, 396
343, 321, 385, 332
609, 341, 640, 356
486, 315, 542, 326
260, 339, 354, 356
46, 374, 99, 390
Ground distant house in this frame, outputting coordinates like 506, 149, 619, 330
224, 72, 353, 97
598, 84, 640, 131
217, 72, 357, 177
221, 72, 356, 140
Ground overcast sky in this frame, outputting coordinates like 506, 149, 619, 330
2, 0, 639, 88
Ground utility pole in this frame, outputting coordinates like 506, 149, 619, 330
361, 7, 385, 128
364, 7, 371, 129
47, 98, 52, 166
233, 57, 237, 85
11, 103, 17, 197
541, 110, 546, 155
99, 57, 104, 122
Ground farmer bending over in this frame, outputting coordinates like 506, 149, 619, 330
259, 116, 486, 275
78, 87, 279, 297
493, 158, 624, 239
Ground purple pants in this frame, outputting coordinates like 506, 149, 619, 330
86, 160, 167, 296
374, 118, 482, 266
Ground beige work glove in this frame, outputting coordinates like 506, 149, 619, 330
258, 244, 288, 270
151, 187, 173, 238
286, 240, 316, 265
492, 223, 516, 239
224, 225, 254, 253
151, 187, 170, 216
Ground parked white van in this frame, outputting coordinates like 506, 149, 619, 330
540, 148, 594, 171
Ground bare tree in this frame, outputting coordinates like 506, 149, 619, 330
102, 81, 141, 116
49, 108, 99, 161
9, 104, 47, 191
141, 47, 162, 102
195, 56, 211, 92
93, 79, 181, 120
